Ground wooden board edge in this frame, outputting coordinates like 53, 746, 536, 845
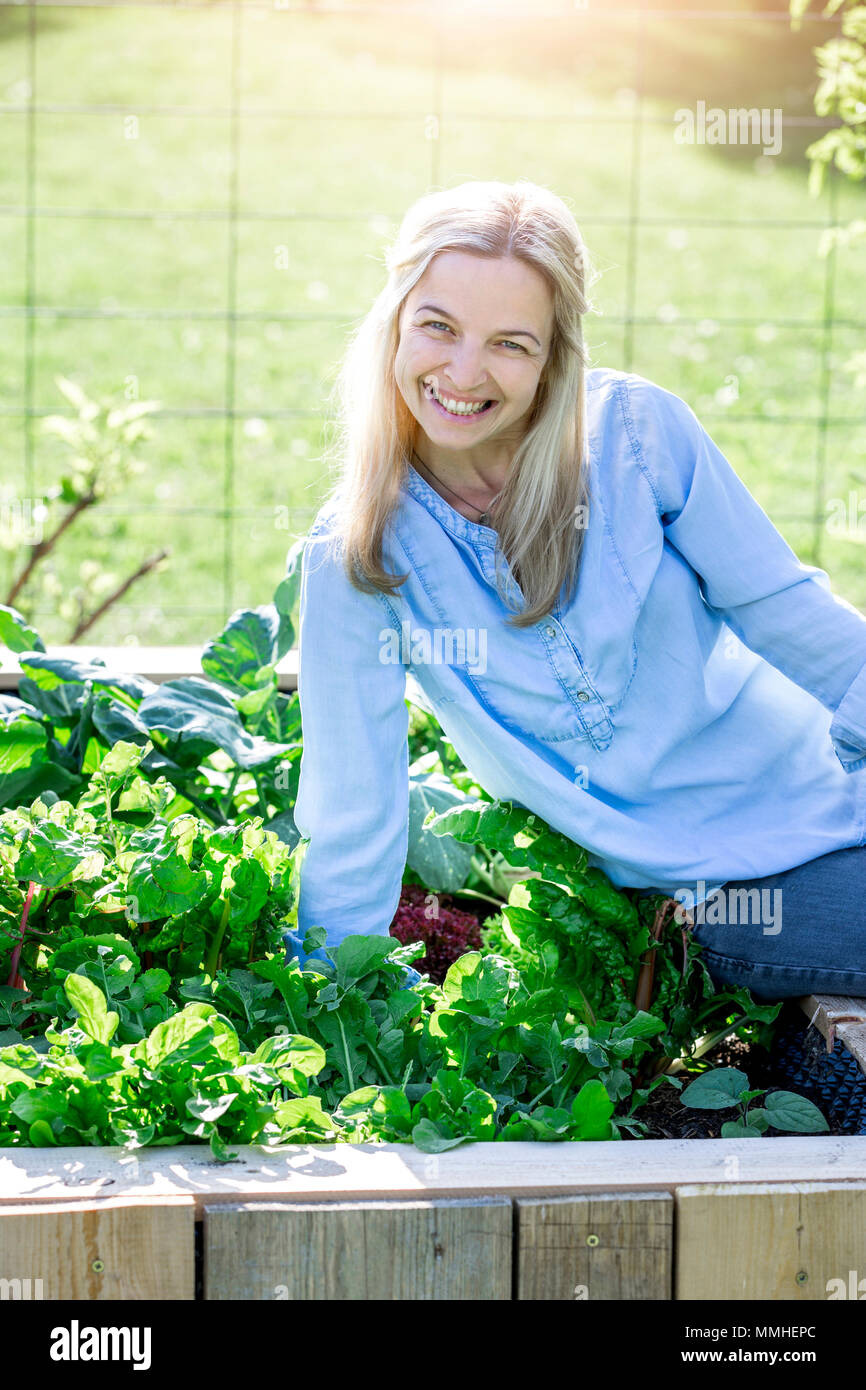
798, 993, 866, 1074
2, 1136, 865, 1217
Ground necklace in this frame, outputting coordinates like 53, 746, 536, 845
411, 448, 505, 527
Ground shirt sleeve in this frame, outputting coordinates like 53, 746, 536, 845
290, 514, 410, 945
628, 373, 866, 774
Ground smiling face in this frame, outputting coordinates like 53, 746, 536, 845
394, 251, 555, 466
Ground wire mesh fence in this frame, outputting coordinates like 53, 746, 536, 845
0, 0, 861, 644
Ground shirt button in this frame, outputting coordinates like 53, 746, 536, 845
544, 624, 556, 637
577, 691, 591, 702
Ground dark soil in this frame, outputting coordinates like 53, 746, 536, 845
623, 1001, 864, 1140
623, 1034, 777, 1140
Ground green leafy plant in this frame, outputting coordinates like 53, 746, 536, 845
0, 745, 300, 1009
0, 972, 335, 1160
0, 601, 301, 827
679, 1065, 830, 1136
0, 567, 834, 1155
0, 583, 489, 891
429, 798, 782, 1077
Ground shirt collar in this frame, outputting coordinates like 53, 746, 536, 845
404, 461, 498, 548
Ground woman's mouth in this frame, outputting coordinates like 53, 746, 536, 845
423, 379, 498, 421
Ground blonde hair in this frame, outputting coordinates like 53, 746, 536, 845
315, 178, 600, 628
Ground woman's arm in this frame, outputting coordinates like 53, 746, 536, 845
626, 373, 866, 773
291, 516, 410, 948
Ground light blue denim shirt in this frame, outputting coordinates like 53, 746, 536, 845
291, 367, 866, 946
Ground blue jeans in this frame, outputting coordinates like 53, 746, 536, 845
686, 845, 866, 1001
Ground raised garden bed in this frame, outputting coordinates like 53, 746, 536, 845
1, 1131, 865, 1301
0, 988, 863, 1302
2, 624, 865, 1304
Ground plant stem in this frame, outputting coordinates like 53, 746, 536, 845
468, 854, 499, 894
171, 783, 226, 827
367, 1042, 396, 1087
104, 782, 121, 857
220, 768, 242, 822
526, 1079, 557, 1112
634, 897, 678, 1013
553, 1054, 581, 1109
662, 1019, 749, 1076
448, 887, 502, 909
7, 880, 37, 989
280, 997, 299, 1035
336, 1014, 355, 1092
204, 894, 233, 980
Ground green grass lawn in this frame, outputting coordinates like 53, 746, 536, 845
0, 1, 864, 646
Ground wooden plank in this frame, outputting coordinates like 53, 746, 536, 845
0, 1196, 195, 1300
516, 1191, 672, 1301
799, 993, 866, 1075
203, 1198, 512, 1300
677, 1182, 866, 1300
2, 1139, 864, 1216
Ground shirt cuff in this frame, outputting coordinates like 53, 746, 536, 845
829, 661, 866, 773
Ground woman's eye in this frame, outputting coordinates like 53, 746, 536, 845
423, 322, 525, 352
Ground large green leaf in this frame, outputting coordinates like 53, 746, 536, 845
90, 693, 152, 747
570, 1078, 614, 1139
331, 935, 398, 990
763, 1089, 829, 1133
680, 1067, 749, 1110
0, 711, 79, 810
200, 605, 280, 694
440, 953, 513, 1014
252, 1033, 326, 1080
0, 694, 46, 727
273, 1094, 335, 1140
0, 606, 46, 654
424, 798, 588, 878
144, 1007, 216, 1068
223, 856, 270, 928
18, 653, 156, 721
13, 820, 105, 887
136, 677, 290, 770
411, 1118, 470, 1152
408, 772, 476, 893
127, 840, 211, 919
64, 974, 119, 1045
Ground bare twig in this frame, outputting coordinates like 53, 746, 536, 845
66, 547, 170, 642
4, 490, 98, 606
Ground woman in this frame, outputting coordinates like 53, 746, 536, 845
288, 178, 866, 1001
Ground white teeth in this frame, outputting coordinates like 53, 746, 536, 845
429, 385, 489, 416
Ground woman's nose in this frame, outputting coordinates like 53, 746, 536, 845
443, 343, 488, 390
